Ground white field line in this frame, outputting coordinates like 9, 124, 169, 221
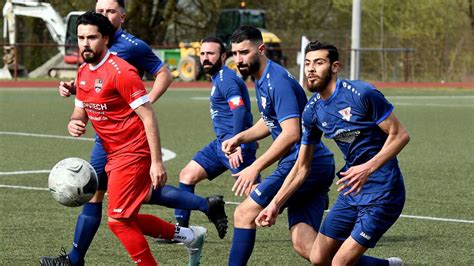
0, 131, 177, 163
0, 188, 471, 225
0, 170, 50, 176
224, 201, 474, 224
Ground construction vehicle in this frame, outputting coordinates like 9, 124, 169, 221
176, 4, 285, 81
2, 0, 83, 78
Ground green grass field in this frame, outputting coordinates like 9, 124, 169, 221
1, 87, 473, 265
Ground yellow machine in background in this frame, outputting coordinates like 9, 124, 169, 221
176, 4, 285, 81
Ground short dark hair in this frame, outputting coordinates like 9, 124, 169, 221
96, 0, 126, 11
230, 25, 263, 44
76, 12, 115, 48
304, 41, 339, 64
201, 36, 226, 55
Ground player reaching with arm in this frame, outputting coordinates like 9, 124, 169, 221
173, 37, 258, 236
256, 41, 409, 266
222, 26, 336, 265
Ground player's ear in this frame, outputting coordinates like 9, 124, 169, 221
331, 61, 340, 74
258, 43, 265, 55
120, 12, 126, 24
221, 52, 227, 63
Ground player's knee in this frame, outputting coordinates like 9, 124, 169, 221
233, 203, 257, 226
291, 237, 311, 260
310, 248, 329, 265
179, 168, 200, 184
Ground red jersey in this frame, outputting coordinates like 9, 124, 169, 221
75, 51, 150, 169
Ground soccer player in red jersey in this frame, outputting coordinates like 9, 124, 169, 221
66, 12, 206, 265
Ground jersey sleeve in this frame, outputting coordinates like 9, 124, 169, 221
223, 78, 245, 111
271, 78, 301, 123
301, 105, 322, 145
115, 67, 149, 109
130, 39, 163, 76
361, 86, 394, 124
222, 77, 247, 135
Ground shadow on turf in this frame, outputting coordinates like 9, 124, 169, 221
376, 235, 425, 246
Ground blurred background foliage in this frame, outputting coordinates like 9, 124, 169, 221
0, 0, 473, 82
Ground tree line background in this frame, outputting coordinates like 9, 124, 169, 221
1, 0, 473, 82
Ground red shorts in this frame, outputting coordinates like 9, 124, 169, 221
106, 157, 151, 219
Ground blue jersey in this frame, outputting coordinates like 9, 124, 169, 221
255, 60, 333, 165
109, 28, 163, 77
210, 66, 254, 143
302, 79, 403, 192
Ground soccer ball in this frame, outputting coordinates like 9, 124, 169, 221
48, 157, 98, 207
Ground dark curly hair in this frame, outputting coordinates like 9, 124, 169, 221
76, 11, 115, 48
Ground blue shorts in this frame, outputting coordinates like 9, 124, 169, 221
251, 160, 335, 230
320, 183, 405, 248
193, 139, 258, 181
90, 135, 108, 191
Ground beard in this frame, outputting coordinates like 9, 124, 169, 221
202, 59, 223, 76
307, 69, 332, 93
237, 58, 260, 77
81, 48, 101, 64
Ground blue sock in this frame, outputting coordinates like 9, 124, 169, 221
357, 255, 389, 266
68, 202, 102, 265
174, 183, 196, 226
150, 184, 207, 213
228, 228, 256, 266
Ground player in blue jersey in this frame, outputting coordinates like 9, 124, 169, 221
256, 41, 409, 266
174, 37, 258, 237
221, 26, 336, 265
40, 2, 226, 266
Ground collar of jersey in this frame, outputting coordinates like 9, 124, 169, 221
319, 79, 342, 104
114, 28, 124, 40
211, 66, 228, 81
256, 60, 272, 87
89, 50, 111, 71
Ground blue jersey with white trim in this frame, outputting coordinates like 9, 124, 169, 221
302, 79, 403, 192
210, 66, 254, 142
255, 60, 333, 165
109, 28, 163, 77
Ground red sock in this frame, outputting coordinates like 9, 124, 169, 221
136, 214, 176, 240
108, 220, 157, 266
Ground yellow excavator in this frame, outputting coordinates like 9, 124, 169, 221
176, 4, 284, 81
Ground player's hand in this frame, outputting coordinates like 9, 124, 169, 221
59, 80, 76, 97
228, 146, 243, 169
222, 137, 240, 155
337, 162, 373, 195
232, 165, 259, 197
150, 161, 167, 189
68, 120, 86, 137
255, 202, 279, 227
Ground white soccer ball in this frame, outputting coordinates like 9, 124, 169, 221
48, 157, 98, 207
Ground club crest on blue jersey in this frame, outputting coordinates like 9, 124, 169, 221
338, 107, 352, 121
94, 79, 103, 93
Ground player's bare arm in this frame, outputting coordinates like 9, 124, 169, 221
135, 102, 167, 189
232, 117, 301, 197
59, 80, 76, 97
256, 144, 315, 227
222, 118, 269, 155
68, 107, 88, 137
337, 112, 410, 195
148, 66, 173, 103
